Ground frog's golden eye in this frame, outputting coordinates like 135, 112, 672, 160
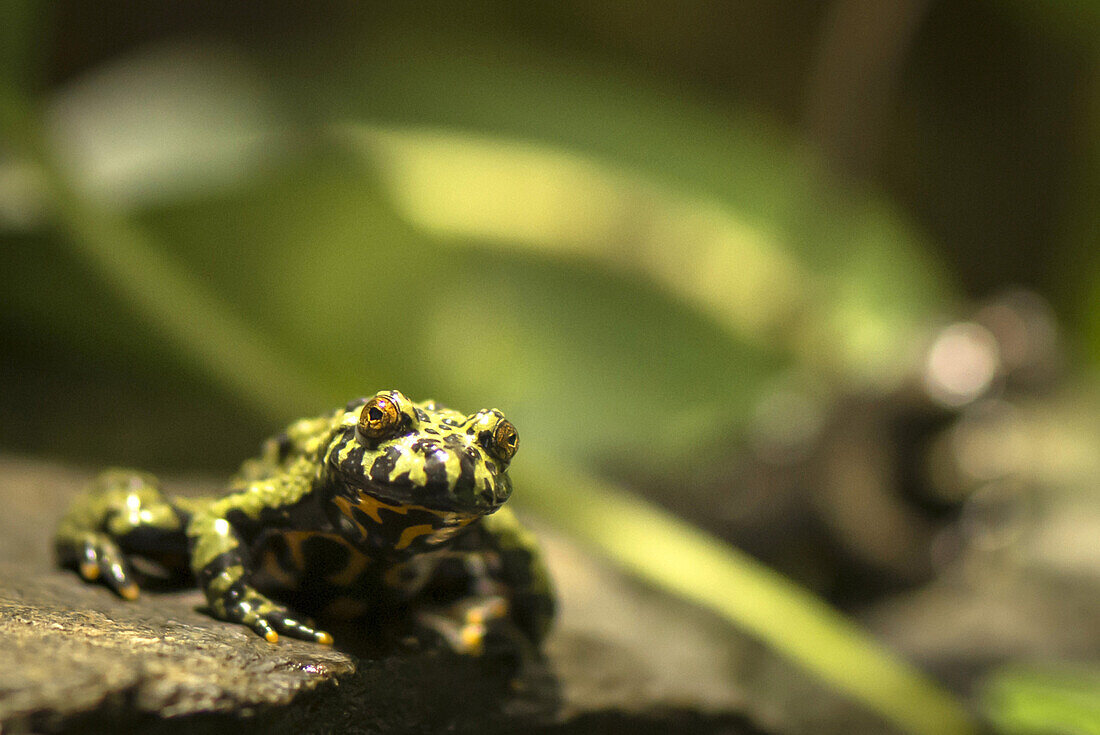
489, 420, 519, 462
358, 395, 403, 440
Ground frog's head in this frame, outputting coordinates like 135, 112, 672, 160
323, 390, 518, 554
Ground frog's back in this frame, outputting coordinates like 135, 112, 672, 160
232, 409, 346, 487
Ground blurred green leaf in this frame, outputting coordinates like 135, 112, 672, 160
4, 29, 981, 735
981, 664, 1100, 735
296, 27, 956, 387
0, 0, 39, 130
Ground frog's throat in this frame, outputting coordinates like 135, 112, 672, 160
331, 490, 480, 553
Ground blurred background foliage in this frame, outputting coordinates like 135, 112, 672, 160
2, 2, 1099, 734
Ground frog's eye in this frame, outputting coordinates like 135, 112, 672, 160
358, 395, 403, 440
488, 420, 519, 462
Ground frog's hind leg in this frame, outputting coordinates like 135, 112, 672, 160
55, 469, 195, 599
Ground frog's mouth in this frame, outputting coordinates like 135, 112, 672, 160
336, 472, 508, 515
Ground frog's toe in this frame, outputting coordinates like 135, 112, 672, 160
261, 608, 334, 645
66, 534, 140, 599
459, 595, 509, 626
414, 609, 481, 654
414, 596, 509, 656
224, 593, 332, 644
96, 545, 140, 599
414, 595, 532, 659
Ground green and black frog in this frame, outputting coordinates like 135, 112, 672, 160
55, 390, 554, 653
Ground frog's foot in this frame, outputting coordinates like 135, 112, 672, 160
58, 532, 141, 600
218, 587, 334, 645
414, 595, 510, 656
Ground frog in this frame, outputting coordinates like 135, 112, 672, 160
55, 390, 554, 653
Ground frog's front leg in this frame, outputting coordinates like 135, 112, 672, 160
186, 484, 333, 645
408, 508, 555, 655
55, 469, 192, 599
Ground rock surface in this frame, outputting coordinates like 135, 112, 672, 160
0, 455, 892, 734
0, 567, 353, 728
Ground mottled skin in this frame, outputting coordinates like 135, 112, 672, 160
55, 390, 554, 652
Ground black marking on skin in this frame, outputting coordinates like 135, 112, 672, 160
409, 438, 433, 453
457, 452, 476, 490
442, 435, 477, 488
196, 551, 243, 588
344, 443, 366, 473
274, 433, 294, 462
441, 433, 469, 451
350, 508, 376, 535
369, 446, 402, 485
423, 427, 440, 435
327, 431, 353, 468
301, 535, 352, 576
116, 525, 189, 559
416, 556, 472, 603
422, 450, 449, 488
222, 579, 250, 608
224, 508, 265, 543
225, 490, 331, 545
264, 532, 296, 574
343, 503, 461, 559
228, 499, 271, 523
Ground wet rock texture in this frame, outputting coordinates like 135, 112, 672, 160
0, 456, 886, 734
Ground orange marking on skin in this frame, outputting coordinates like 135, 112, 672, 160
332, 496, 370, 538
339, 490, 479, 524
260, 547, 299, 588
333, 492, 480, 551
260, 531, 371, 589
274, 531, 311, 571
394, 524, 438, 550
325, 547, 370, 587
349, 493, 408, 523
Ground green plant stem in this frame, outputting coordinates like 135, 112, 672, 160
22, 130, 328, 421
515, 451, 979, 735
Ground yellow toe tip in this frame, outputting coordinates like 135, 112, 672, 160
80, 563, 100, 581
264, 630, 280, 644
119, 584, 140, 601
460, 624, 485, 655
316, 632, 334, 646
